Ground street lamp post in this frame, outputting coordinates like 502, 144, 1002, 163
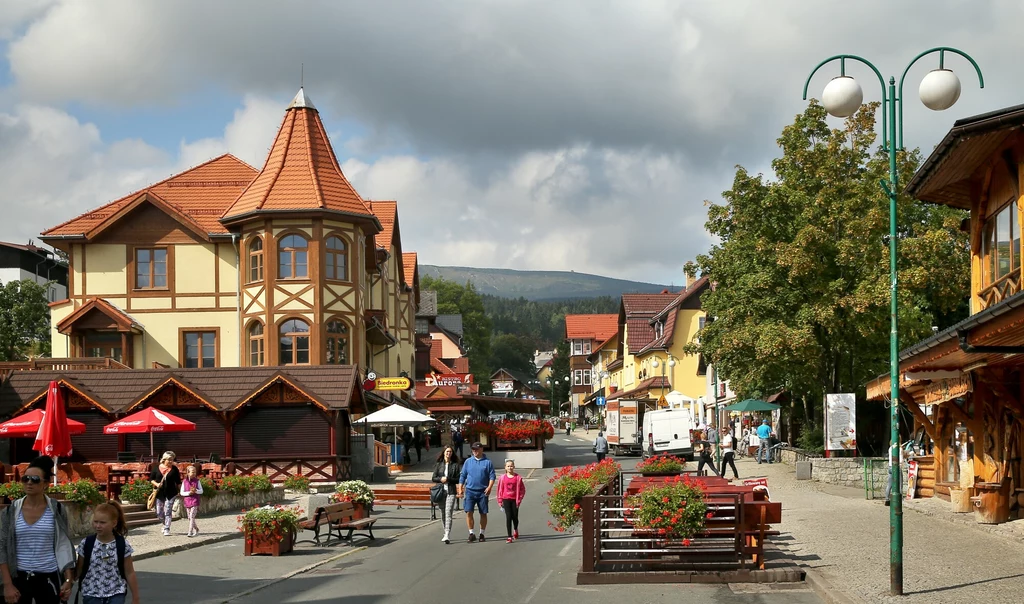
803, 48, 983, 596
650, 354, 676, 399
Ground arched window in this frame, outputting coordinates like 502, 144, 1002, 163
278, 234, 308, 279
248, 322, 264, 366
248, 238, 264, 283
325, 319, 348, 364
279, 319, 310, 365
325, 236, 347, 281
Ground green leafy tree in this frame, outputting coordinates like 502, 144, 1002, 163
490, 333, 538, 378
483, 295, 619, 349
688, 101, 969, 437
422, 276, 493, 379
0, 280, 51, 361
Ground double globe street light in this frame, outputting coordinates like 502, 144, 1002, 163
803, 47, 984, 596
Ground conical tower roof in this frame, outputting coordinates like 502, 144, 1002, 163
222, 88, 375, 223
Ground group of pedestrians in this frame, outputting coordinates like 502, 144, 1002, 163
432, 441, 527, 545
0, 455, 141, 604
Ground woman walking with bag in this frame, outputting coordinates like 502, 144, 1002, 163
149, 451, 181, 537
0, 456, 77, 604
431, 446, 461, 544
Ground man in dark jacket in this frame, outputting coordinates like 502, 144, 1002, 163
401, 429, 413, 464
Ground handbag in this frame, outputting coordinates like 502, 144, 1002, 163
147, 468, 168, 510
430, 483, 447, 505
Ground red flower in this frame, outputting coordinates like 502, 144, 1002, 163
683, 538, 691, 546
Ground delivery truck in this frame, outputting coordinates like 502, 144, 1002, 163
642, 406, 696, 460
605, 399, 644, 456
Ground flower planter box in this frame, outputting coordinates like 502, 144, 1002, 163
244, 530, 295, 556
640, 471, 683, 477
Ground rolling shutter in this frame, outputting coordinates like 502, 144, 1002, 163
67, 412, 118, 463
126, 409, 225, 460
232, 408, 330, 457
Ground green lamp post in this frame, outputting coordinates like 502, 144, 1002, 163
803, 48, 983, 596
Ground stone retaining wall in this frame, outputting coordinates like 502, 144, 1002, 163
778, 449, 888, 491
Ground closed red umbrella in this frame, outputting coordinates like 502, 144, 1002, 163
34, 381, 74, 485
103, 407, 196, 457
0, 409, 86, 437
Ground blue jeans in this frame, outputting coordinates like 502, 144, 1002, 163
83, 594, 126, 604
758, 440, 771, 463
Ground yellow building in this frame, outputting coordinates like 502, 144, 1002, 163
41, 88, 418, 379
603, 278, 709, 409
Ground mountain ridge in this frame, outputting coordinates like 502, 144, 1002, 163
419, 264, 677, 301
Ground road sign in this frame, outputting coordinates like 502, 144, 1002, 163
376, 377, 413, 391
595, 396, 606, 406
656, 394, 668, 409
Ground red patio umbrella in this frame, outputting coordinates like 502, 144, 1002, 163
0, 409, 86, 437
103, 407, 196, 458
33, 381, 75, 485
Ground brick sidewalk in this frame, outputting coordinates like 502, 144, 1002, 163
740, 456, 1024, 603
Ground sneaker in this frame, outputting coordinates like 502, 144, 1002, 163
884, 500, 891, 507
467, 534, 477, 543
506, 537, 513, 543
187, 531, 194, 538
162, 529, 170, 537
441, 533, 449, 543
478, 533, 486, 542
513, 530, 519, 540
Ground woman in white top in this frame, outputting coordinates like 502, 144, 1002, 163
719, 428, 740, 479
0, 456, 76, 604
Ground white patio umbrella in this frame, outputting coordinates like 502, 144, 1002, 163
353, 404, 436, 464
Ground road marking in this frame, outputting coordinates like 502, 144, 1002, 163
522, 569, 553, 604
562, 587, 600, 592
557, 538, 576, 557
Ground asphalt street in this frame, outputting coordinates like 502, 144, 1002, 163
134, 433, 821, 604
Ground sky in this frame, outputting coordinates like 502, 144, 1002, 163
0, 0, 1015, 284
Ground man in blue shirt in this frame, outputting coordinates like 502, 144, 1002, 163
756, 419, 773, 464
459, 442, 496, 542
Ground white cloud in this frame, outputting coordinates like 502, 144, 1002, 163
178, 95, 282, 169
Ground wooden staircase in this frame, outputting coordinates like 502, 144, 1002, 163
123, 503, 161, 529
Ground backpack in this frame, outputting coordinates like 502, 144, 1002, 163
78, 534, 126, 602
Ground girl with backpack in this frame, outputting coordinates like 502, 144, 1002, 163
75, 501, 140, 604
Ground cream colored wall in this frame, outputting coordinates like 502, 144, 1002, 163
85, 244, 127, 295
49, 304, 73, 357
175, 244, 217, 293
132, 310, 239, 368
432, 332, 461, 358
218, 243, 239, 294
71, 245, 83, 297
622, 324, 636, 388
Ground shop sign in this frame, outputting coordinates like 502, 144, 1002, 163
376, 377, 413, 391
921, 374, 972, 406
825, 393, 856, 451
492, 380, 514, 393
424, 373, 474, 387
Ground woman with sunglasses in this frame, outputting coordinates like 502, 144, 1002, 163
0, 456, 77, 603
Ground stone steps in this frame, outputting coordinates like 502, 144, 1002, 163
121, 503, 161, 529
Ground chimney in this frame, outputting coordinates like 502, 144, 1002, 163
684, 260, 697, 288
685, 273, 696, 288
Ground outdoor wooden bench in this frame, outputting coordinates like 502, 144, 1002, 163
372, 485, 437, 520
297, 505, 332, 546
325, 501, 378, 544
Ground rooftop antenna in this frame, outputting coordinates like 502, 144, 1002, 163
301, 63, 304, 88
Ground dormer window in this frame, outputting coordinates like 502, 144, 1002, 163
655, 320, 664, 339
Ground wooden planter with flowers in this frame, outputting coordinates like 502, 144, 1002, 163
332, 480, 375, 519
546, 459, 621, 533
239, 505, 303, 556
626, 475, 709, 549
635, 454, 687, 477
493, 420, 555, 451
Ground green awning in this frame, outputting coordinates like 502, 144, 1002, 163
723, 399, 781, 412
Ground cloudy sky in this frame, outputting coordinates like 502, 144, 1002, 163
0, 0, 1013, 284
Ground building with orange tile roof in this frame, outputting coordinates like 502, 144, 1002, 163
39, 88, 420, 402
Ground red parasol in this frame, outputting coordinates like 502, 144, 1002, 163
0, 409, 86, 437
103, 407, 196, 457
33, 381, 74, 485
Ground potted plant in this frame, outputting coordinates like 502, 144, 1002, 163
545, 459, 621, 532
636, 454, 686, 476
626, 476, 710, 546
332, 480, 374, 518
118, 478, 153, 505
0, 481, 25, 504
238, 505, 303, 556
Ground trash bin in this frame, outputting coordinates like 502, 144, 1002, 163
390, 443, 403, 466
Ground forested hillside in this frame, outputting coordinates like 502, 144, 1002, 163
482, 295, 620, 349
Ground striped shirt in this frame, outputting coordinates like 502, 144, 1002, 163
15, 507, 59, 572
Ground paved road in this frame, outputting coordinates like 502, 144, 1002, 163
134, 433, 821, 604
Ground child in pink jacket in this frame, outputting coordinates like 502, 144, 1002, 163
496, 459, 526, 543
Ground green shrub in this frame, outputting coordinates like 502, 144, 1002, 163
199, 477, 217, 498
283, 475, 311, 493
55, 479, 105, 505
0, 481, 25, 501
249, 475, 273, 491
119, 478, 153, 505
797, 426, 825, 455
219, 475, 251, 496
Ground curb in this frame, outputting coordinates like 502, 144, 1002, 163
134, 532, 240, 562
802, 567, 868, 604
219, 518, 437, 603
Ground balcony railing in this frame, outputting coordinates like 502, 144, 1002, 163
978, 271, 1022, 311
0, 357, 129, 383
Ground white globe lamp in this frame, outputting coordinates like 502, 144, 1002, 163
919, 69, 961, 111
821, 76, 863, 118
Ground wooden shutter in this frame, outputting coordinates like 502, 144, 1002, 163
232, 408, 329, 457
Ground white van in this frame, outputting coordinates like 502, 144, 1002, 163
642, 407, 695, 460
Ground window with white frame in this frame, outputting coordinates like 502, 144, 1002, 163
654, 321, 664, 339
572, 340, 584, 355
573, 369, 584, 385
583, 340, 592, 354
584, 369, 591, 386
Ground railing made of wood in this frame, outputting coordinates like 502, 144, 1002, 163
0, 357, 129, 382
374, 441, 391, 466
979, 271, 1022, 310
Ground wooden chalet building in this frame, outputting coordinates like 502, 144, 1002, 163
0, 88, 420, 480
867, 104, 1024, 523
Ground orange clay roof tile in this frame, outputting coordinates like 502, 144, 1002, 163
222, 92, 374, 221
42, 154, 257, 237
368, 201, 397, 250
402, 252, 418, 287
565, 314, 619, 341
